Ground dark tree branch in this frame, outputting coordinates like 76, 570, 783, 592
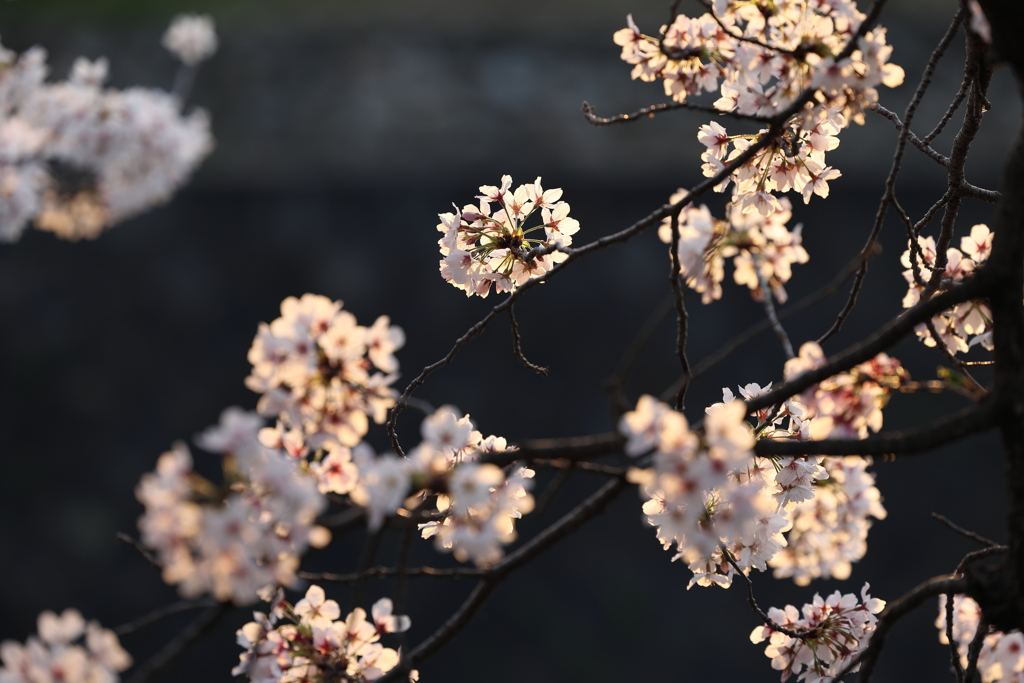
606, 292, 675, 416
754, 403, 995, 457
114, 598, 218, 637
668, 210, 692, 409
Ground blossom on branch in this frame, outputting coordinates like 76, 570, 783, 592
751, 583, 884, 682
437, 175, 577, 298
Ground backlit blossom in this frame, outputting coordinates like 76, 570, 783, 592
437, 176, 577, 297
0, 610, 132, 683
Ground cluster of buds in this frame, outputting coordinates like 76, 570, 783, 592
902, 224, 994, 354
234, 586, 412, 683
769, 456, 887, 585
614, 0, 904, 213
659, 191, 808, 304
0, 15, 214, 242
136, 408, 329, 604
784, 341, 908, 439
352, 406, 535, 568
246, 294, 405, 448
437, 175, 578, 297
0, 609, 132, 683
751, 583, 885, 682
936, 594, 1024, 682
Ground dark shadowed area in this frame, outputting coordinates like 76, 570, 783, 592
0, 0, 1017, 681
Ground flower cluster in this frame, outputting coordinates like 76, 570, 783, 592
246, 294, 405, 448
614, 1, 904, 212
659, 190, 808, 304
0, 608, 132, 683
936, 594, 1024, 683
136, 408, 329, 604
784, 341, 907, 439
620, 395, 793, 587
437, 175, 577, 297
769, 456, 887, 585
162, 14, 218, 67
902, 224, 994, 354
351, 406, 534, 567
234, 585, 412, 683
620, 380, 889, 588
751, 583, 885, 682
0, 17, 214, 242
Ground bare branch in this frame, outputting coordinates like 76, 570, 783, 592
508, 303, 549, 376
933, 512, 1001, 547
125, 603, 233, 683
114, 598, 218, 637
581, 100, 766, 126
668, 210, 692, 409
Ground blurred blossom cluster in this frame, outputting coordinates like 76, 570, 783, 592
620, 354, 895, 589
658, 190, 808, 304
0, 15, 215, 242
246, 294, 405, 448
903, 224, 995, 354
614, 0, 903, 216
937, 594, 1024, 683
751, 583, 885, 682
162, 14, 218, 68
235, 586, 412, 683
437, 175, 578, 297
783, 341, 907, 439
137, 409, 329, 605
0, 609, 132, 683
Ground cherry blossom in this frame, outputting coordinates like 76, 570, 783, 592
752, 583, 885, 682
136, 409, 330, 604
0, 610, 132, 683
234, 587, 411, 683
0, 20, 214, 242
246, 294, 404, 448
615, 0, 903, 215
902, 225, 994, 354
437, 175, 577, 298
659, 191, 808, 304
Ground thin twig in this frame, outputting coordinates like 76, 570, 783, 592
722, 549, 814, 639
932, 512, 1000, 547
872, 104, 951, 166
533, 466, 572, 518
114, 598, 218, 637
606, 292, 675, 415
351, 527, 386, 611
581, 100, 767, 126
668, 210, 692, 409
755, 259, 795, 359
508, 303, 549, 376
125, 603, 233, 683
923, 70, 971, 144
116, 532, 160, 569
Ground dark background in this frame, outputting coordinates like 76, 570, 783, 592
0, 0, 1018, 681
